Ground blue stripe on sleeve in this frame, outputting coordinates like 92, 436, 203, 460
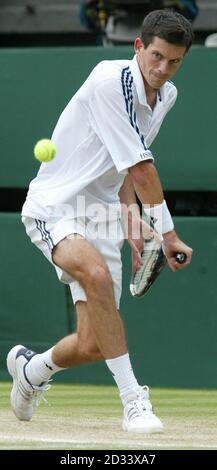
121, 66, 148, 151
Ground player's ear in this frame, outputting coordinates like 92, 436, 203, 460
134, 37, 143, 54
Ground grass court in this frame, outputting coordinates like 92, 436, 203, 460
0, 382, 216, 450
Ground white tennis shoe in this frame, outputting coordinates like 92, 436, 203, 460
122, 386, 163, 433
7, 344, 50, 421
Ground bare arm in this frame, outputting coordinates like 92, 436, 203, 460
119, 173, 163, 231
129, 161, 193, 270
119, 174, 162, 272
119, 173, 157, 238
119, 175, 142, 272
128, 160, 164, 206
119, 174, 140, 214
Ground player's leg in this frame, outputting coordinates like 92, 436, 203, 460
50, 300, 104, 367
19, 301, 103, 381
52, 235, 128, 359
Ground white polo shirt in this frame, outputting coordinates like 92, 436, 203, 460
22, 55, 177, 221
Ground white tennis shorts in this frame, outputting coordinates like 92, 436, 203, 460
22, 216, 124, 308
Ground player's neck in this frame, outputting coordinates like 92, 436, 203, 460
146, 87, 157, 109
144, 80, 157, 110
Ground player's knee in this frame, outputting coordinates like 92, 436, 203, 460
87, 265, 113, 295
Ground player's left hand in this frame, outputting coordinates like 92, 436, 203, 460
163, 230, 193, 272
127, 215, 161, 273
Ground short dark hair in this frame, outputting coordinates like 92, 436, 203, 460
141, 9, 194, 52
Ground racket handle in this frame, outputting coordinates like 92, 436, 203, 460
175, 252, 187, 264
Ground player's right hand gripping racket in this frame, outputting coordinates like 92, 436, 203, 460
130, 215, 186, 297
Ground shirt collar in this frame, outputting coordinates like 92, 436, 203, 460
130, 55, 164, 106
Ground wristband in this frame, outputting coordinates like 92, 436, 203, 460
143, 200, 174, 234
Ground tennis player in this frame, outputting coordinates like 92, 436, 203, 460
7, 10, 193, 433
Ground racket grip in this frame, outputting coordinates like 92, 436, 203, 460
175, 252, 187, 264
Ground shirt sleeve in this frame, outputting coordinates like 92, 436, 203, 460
88, 77, 154, 173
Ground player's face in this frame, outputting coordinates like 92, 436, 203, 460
134, 36, 186, 91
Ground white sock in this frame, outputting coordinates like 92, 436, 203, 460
106, 353, 140, 404
25, 347, 64, 386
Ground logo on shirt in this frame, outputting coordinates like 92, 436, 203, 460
140, 149, 153, 160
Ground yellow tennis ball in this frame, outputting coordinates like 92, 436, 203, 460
34, 139, 57, 162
